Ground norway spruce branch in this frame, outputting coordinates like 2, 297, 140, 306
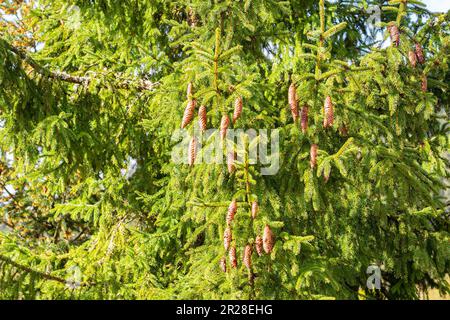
3, 40, 159, 92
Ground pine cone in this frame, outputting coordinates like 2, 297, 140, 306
220, 256, 227, 273
181, 99, 196, 128
227, 151, 236, 174
243, 244, 252, 269
263, 224, 274, 254
224, 226, 232, 251
229, 246, 237, 268
255, 235, 263, 256
232, 96, 243, 123
408, 51, 417, 68
421, 74, 427, 93
187, 82, 194, 99
388, 24, 400, 47
188, 136, 197, 166
220, 115, 230, 140
310, 144, 318, 169
288, 83, 298, 122
226, 199, 237, 225
300, 104, 308, 133
251, 200, 258, 219
198, 105, 207, 132
415, 43, 425, 64
323, 96, 334, 128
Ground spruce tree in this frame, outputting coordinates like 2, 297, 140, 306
0, 0, 449, 300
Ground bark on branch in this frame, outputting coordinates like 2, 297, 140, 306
7, 43, 158, 91
0, 254, 93, 287
0, 254, 67, 285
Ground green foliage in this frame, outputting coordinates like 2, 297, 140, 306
0, 0, 449, 300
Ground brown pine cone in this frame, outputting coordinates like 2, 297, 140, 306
421, 74, 427, 93
323, 96, 334, 128
181, 99, 196, 128
220, 115, 230, 140
288, 83, 298, 122
232, 96, 243, 123
229, 246, 237, 268
300, 104, 308, 133
388, 24, 400, 47
224, 226, 232, 251
227, 151, 236, 174
198, 105, 207, 132
243, 244, 253, 269
263, 225, 274, 254
255, 235, 263, 256
188, 136, 197, 166
408, 51, 417, 68
415, 43, 425, 64
251, 200, 258, 219
226, 199, 237, 225
310, 144, 318, 169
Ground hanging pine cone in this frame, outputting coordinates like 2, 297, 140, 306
229, 246, 237, 268
198, 105, 207, 132
187, 82, 194, 99
255, 235, 263, 256
227, 151, 236, 174
288, 83, 298, 122
415, 43, 425, 64
232, 96, 243, 123
181, 99, 196, 128
224, 226, 232, 251
388, 24, 400, 47
220, 115, 230, 140
243, 244, 252, 269
310, 144, 318, 169
408, 50, 417, 68
421, 74, 427, 93
251, 200, 258, 219
220, 256, 227, 273
300, 104, 308, 133
263, 224, 274, 254
188, 136, 196, 166
323, 96, 334, 128
226, 199, 237, 225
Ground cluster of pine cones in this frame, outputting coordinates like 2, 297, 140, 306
180, 83, 276, 275
408, 43, 427, 92
289, 25, 428, 172
388, 24, 428, 93
182, 83, 244, 165
221, 198, 275, 273
289, 83, 334, 172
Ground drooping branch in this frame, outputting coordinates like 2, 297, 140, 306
0, 254, 95, 287
6, 42, 159, 92
187, 200, 250, 208
0, 254, 67, 285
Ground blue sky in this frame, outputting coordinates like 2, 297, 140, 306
423, 0, 450, 12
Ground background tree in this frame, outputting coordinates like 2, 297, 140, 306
0, 0, 448, 299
